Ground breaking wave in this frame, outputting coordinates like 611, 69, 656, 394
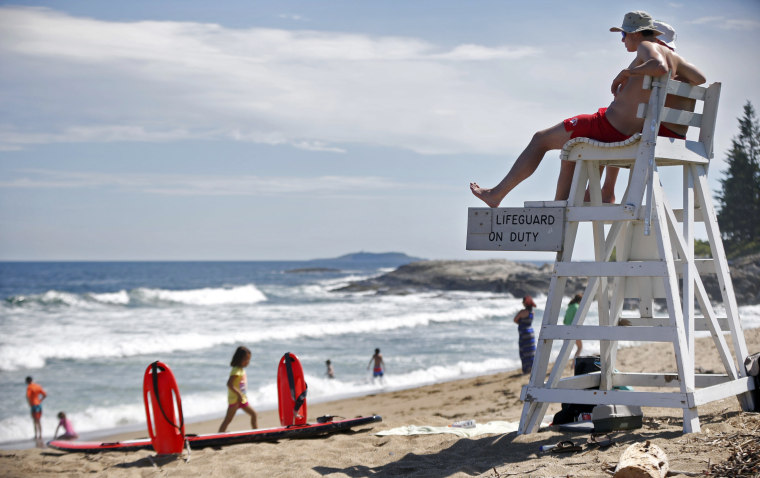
4, 284, 267, 308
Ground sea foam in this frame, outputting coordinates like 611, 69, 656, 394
3, 284, 267, 309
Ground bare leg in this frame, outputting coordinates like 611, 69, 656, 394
555, 160, 577, 201
581, 166, 619, 203
218, 406, 237, 432
240, 404, 258, 429
34, 417, 43, 447
575, 339, 583, 358
601, 166, 619, 203
471, 122, 572, 207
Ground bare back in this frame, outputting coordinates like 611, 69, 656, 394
606, 40, 705, 136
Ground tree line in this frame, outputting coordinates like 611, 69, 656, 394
715, 101, 760, 258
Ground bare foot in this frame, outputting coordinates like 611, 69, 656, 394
470, 182, 502, 208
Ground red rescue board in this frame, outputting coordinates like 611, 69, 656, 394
143, 361, 185, 454
47, 415, 383, 453
277, 352, 308, 426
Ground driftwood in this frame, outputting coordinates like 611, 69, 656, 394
613, 441, 669, 478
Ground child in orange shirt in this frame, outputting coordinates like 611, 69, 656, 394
25, 376, 47, 445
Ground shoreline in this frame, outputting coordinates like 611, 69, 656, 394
3, 325, 759, 450
1, 329, 756, 477
0, 366, 522, 451
105, 327, 760, 447
0, 369, 531, 450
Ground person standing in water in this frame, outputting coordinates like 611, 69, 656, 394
514, 296, 537, 374
564, 294, 584, 358
25, 376, 47, 446
367, 348, 386, 383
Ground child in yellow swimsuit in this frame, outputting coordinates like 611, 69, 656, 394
218, 346, 258, 432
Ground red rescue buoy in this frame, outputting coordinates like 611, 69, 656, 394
277, 352, 308, 426
143, 361, 185, 454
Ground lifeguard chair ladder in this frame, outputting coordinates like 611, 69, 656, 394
468, 74, 756, 434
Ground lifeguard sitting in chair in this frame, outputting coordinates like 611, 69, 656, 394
469, 10, 705, 208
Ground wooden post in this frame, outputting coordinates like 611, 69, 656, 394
613, 441, 669, 478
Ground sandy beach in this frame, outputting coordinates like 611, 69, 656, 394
2, 328, 758, 477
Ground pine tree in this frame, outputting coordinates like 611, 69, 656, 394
716, 101, 760, 252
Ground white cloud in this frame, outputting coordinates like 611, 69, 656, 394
0, 125, 195, 145
5, 5, 750, 162
292, 140, 346, 153
278, 13, 309, 22
689, 16, 760, 30
433, 44, 540, 61
689, 16, 723, 25
0, 169, 451, 196
0, 6, 561, 156
721, 18, 760, 30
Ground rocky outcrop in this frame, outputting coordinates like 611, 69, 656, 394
336, 255, 760, 306
702, 253, 760, 306
335, 259, 586, 298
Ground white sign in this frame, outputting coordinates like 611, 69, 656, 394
466, 207, 565, 251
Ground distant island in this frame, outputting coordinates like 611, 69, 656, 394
285, 251, 424, 274
315, 251, 423, 263
303, 251, 423, 268
285, 267, 341, 274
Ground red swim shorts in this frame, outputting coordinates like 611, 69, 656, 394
564, 107, 686, 141
658, 125, 686, 139
229, 401, 249, 410
563, 108, 631, 142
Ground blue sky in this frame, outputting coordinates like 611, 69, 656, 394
1, 1, 758, 261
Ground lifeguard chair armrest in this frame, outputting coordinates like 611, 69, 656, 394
559, 133, 642, 162
653, 139, 710, 165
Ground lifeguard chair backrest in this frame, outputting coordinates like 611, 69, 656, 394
622, 73, 671, 220
640, 74, 722, 160
636, 73, 671, 147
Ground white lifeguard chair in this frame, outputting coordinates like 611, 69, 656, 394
467, 73, 756, 434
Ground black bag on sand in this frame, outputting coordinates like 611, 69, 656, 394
745, 352, 760, 412
552, 356, 600, 425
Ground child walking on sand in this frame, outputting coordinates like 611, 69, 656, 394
218, 346, 258, 432
54, 412, 78, 440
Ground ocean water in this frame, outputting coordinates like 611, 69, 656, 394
1, 259, 758, 445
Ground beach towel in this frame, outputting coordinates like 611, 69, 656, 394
375, 421, 519, 438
